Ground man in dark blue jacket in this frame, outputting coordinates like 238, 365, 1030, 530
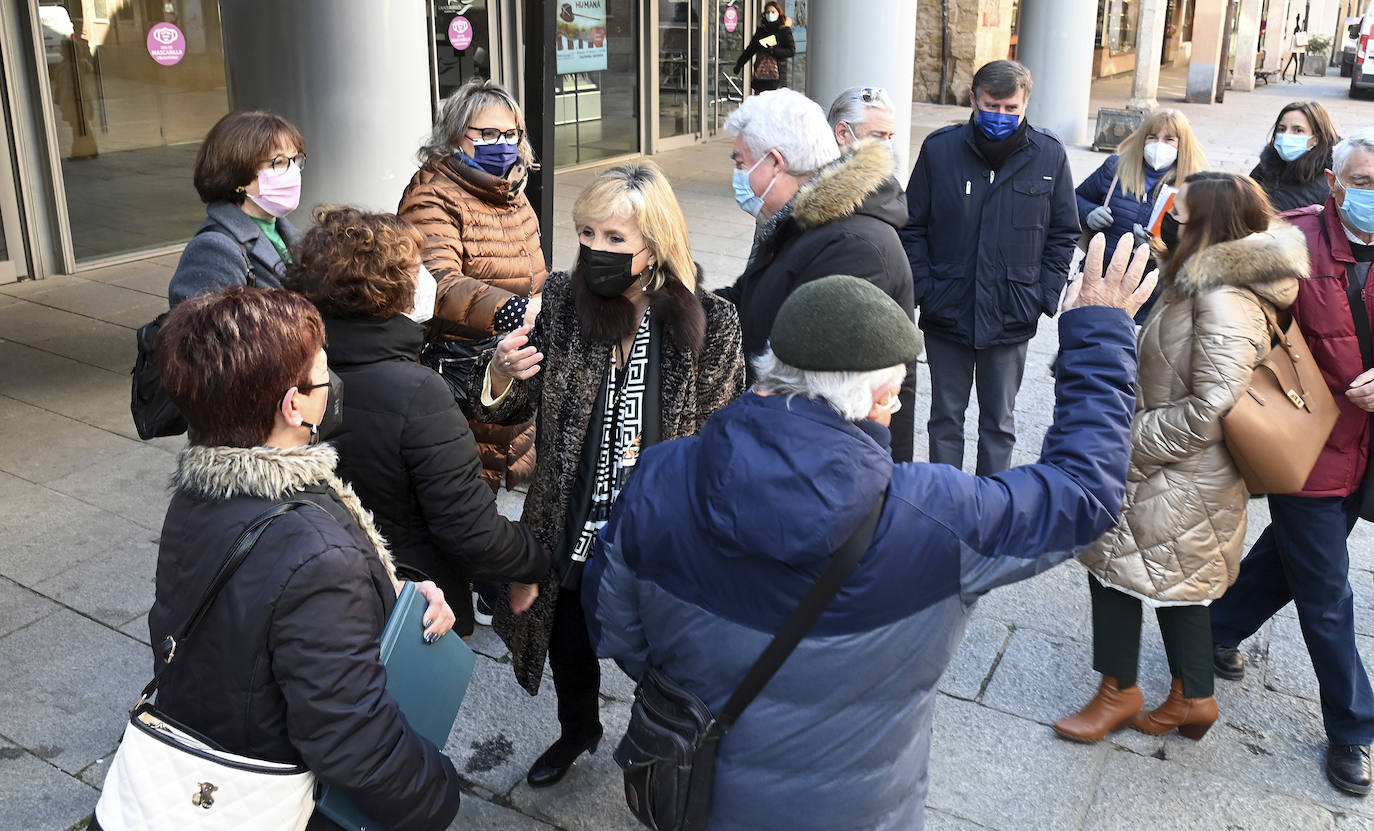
900, 59, 1079, 474
584, 235, 1153, 831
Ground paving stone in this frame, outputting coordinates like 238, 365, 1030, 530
969, 559, 1090, 640
33, 533, 158, 628
938, 616, 1009, 701
0, 738, 100, 831
0, 609, 146, 776
1265, 612, 1374, 706
444, 654, 565, 795
927, 695, 1106, 831
44, 445, 176, 534
449, 792, 558, 830
26, 312, 137, 374
1084, 745, 1337, 831
0, 577, 61, 637
0, 342, 139, 439
0, 395, 140, 485
507, 702, 641, 831
118, 612, 150, 646
0, 489, 156, 588
925, 807, 991, 830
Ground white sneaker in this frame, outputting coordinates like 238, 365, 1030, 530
473, 590, 494, 627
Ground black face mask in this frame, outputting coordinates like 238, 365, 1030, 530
1160, 213, 1183, 252
301, 368, 345, 445
575, 243, 644, 297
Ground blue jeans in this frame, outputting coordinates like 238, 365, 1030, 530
1210, 493, 1374, 744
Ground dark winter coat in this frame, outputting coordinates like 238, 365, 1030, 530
1075, 154, 1174, 242
472, 270, 746, 694
901, 119, 1079, 349
583, 305, 1139, 831
719, 139, 917, 462
1282, 198, 1374, 496
735, 19, 796, 80
150, 444, 460, 831
324, 314, 549, 612
398, 154, 546, 491
168, 201, 302, 307
1251, 144, 1333, 213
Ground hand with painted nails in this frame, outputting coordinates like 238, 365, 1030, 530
413, 580, 455, 642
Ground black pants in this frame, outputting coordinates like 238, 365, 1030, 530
1089, 575, 1214, 698
1282, 51, 1302, 81
548, 586, 602, 736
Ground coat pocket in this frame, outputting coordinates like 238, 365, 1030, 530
999, 264, 1042, 333
1008, 181, 1051, 265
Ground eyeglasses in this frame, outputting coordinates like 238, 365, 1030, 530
859, 87, 886, 104
262, 153, 307, 174
297, 379, 330, 393
466, 127, 525, 145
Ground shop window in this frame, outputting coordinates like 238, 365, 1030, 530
1096, 0, 1140, 55
555, 0, 641, 166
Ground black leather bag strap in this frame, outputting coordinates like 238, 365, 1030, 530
715, 490, 887, 732
1347, 264, 1374, 520
138, 500, 312, 703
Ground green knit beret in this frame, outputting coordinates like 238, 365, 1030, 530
769, 275, 923, 371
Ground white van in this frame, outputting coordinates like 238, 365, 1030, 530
1351, 15, 1374, 97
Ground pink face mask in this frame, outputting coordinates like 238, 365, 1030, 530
247, 164, 302, 217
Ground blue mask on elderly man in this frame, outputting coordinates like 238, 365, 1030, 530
733, 153, 778, 216
1338, 177, 1374, 235
976, 109, 1021, 142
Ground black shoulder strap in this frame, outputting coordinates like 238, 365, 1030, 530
1348, 263, 1374, 370
138, 500, 312, 704
197, 224, 258, 287
715, 490, 887, 732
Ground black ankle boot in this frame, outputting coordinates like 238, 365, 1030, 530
526, 725, 604, 788
1213, 645, 1244, 681
1327, 744, 1373, 796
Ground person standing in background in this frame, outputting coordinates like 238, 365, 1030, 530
1251, 100, 1340, 212
733, 2, 795, 93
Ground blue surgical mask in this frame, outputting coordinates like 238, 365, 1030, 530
1273, 133, 1312, 162
976, 109, 1021, 142
465, 142, 520, 177
1337, 177, 1374, 234
733, 153, 777, 216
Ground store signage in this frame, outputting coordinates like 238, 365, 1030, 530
724, 6, 739, 33
448, 15, 474, 50
556, 0, 607, 74
146, 22, 186, 66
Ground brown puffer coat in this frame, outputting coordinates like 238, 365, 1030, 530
398, 155, 546, 490
1079, 223, 1307, 605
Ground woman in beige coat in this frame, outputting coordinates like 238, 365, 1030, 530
1054, 172, 1307, 744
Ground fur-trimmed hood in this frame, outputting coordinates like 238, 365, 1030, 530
173, 443, 396, 579
1168, 221, 1308, 309
792, 139, 905, 231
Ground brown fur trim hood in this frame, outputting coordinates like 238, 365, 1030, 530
792, 139, 896, 229
1168, 221, 1309, 309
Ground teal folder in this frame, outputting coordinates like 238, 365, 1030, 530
316, 581, 477, 830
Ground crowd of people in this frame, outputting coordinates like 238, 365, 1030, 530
103, 56, 1374, 831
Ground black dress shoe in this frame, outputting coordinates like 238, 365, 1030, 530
1326, 744, 1373, 796
1213, 645, 1244, 681
526, 726, 604, 788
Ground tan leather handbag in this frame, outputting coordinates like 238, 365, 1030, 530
1222, 305, 1338, 495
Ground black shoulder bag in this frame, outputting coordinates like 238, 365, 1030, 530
614, 491, 887, 831
1348, 263, 1374, 521
131, 229, 256, 439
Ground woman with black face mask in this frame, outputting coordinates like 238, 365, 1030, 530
473, 162, 746, 790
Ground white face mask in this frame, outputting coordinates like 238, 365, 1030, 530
765, 12, 779, 22
406, 265, 437, 324
1143, 141, 1178, 171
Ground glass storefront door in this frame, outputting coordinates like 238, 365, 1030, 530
658, 1, 700, 140
555, 0, 641, 166
37, 0, 229, 263
1, 33, 25, 282
431, 0, 496, 104
708, 0, 746, 133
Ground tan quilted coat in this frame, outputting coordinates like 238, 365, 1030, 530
398, 155, 546, 489
1079, 223, 1307, 605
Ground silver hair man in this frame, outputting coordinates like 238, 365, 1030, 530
827, 86, 896, 149
751, 348, 906, 421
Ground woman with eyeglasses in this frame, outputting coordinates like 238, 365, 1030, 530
399, 78, 545, 635
168, 110, 307, 307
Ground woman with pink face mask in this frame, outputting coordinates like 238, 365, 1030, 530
168, 111, 307, 307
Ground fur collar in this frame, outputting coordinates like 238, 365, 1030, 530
1169, 221, 1308, 309
792, 139, 892, 229
173, 444, 396, 579
572, 268, 707, 354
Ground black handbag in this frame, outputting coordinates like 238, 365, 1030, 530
1348, 263, 1374, 521
613, 492, 887, 831
130, 228, 255, 440
418, 335, 501, 418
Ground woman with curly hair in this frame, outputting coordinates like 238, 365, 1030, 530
285, 207, 549, 640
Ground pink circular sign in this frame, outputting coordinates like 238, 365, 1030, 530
146, 22, 186, 66
447, 15, 474, 50
724, 6, 739, 32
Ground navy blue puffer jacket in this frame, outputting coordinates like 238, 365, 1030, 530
1075, 154, 1174, 242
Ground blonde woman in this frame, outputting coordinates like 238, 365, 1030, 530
1076, 108, 1207, 321
474, 162, 746, 789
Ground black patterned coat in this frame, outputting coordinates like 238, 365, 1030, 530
472, 269, 745, 694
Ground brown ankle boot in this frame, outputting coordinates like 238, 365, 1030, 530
1053, 676, 1144, 743
1131, 678, 1218, 740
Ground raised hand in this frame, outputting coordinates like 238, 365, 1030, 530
1063, 232, 1157, 319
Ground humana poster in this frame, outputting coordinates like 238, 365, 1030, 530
556, 0, 608, 74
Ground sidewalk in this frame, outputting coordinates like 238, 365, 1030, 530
2, 68, 1373, 830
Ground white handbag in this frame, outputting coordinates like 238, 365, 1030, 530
95, 502, 318, 830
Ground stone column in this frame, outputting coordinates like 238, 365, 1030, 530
1261, 0, 1292, 72
1231, 0, 1266, 90
811, 0, 920, 175
1017, 0, 1097, 145
1129, 0, 1171, 110
219, 0, 431, 223
1186, 0, 1229, 103
911, 0, 1015, 106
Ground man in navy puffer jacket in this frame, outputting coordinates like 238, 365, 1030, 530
583, 235, 1154, 830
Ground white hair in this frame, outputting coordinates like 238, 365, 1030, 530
826, 86, 894, 131
1333, 128, 1374, 178
751, 348, 906, 421
724, 89, 841, 176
